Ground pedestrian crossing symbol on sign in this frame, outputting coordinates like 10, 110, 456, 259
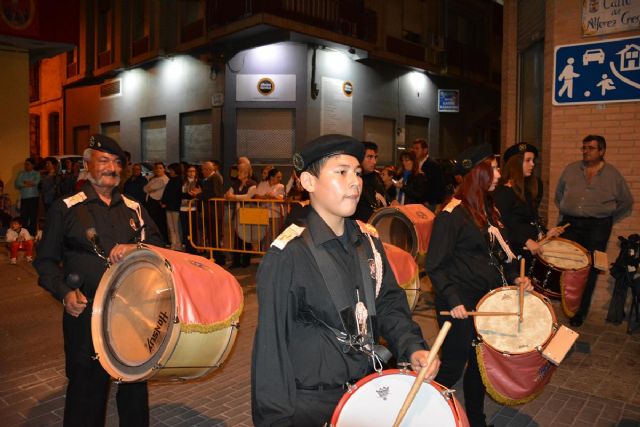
553, 35, 640, 105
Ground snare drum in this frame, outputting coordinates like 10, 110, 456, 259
331, 369, 469, 427
92, 245, 244, 382
383, 243, 420, 311
369, 204, 435, 267
531, 237, 591, 317
474, 287, 557, 405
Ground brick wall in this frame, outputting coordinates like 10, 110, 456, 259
503, 0, 639, 304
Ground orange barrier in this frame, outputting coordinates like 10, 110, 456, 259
186, 198, 298, 258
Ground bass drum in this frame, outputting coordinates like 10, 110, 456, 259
331, 369, 469, 427
383, 243, 420, 311
368, 204, 435, 267
92, 245, 244, 382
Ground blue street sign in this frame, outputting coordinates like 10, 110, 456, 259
438, 89, 460, 112
553, 35, 640, 105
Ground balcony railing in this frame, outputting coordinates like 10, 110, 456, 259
207, 0, 377, 44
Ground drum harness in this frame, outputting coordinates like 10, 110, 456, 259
300, 229, 392, 378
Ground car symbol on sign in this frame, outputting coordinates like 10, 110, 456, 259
582, 48, 605, 66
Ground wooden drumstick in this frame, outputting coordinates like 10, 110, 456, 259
439, 311, 518, 316
392, 321, 451, 427
538, 223, 571, 246
519, 258, 525, 324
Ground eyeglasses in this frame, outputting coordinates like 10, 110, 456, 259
581, 146, 599, 151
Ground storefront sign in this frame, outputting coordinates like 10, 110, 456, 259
438, 89, 460, 113
236, 74, 296, 101
321, 77, 352, 136
582, 0, 640, 37
553, 35, 640, 105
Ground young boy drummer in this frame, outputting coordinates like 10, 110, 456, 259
251, 134, 440, 426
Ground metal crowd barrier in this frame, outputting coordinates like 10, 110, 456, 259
185, 198, 296, 259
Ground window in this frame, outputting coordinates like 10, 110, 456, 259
363, 116, 395, 165
96, 0, 113, 68
131, 0, 150, 57
236, 109, 295, 161
29, 62, 40, 103
518, 41, 544, 147
181, 110, 212, 163
49, 113, 60, 155
141, 116, 167, 162
30, 115, 40, 156
101, 122, 120, 144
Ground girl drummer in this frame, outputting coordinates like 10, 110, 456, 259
492, 143, 563, 265
425, 144, 532, 427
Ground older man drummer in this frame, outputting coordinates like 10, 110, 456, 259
34, 134, 164, 427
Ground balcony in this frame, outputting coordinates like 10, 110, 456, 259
207, 0, 377, 44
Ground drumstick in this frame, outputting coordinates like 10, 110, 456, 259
392, 321, 451, 427
519, 258, 525, 325
538, 223, 571, 246
439, 311, 519, 316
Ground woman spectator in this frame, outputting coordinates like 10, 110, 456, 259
224, 163, 257, 268
180, 164, 201, 254
144, 162, 169, 244
161, 163, 184, 251
425, 144, 532, 427
493, 143, 563, 265
380, 165, 398, 206
393, 150, 428, 205
251, 168, 286, 241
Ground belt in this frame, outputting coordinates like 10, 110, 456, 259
296, 379, 359, 391
563, 215, 612, 224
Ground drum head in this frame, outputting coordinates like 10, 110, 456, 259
538, 238, 590, 270
332, 370, 458, 427
92, 248, 179, 381
475, 287, 555, 354
369, 207, 419, 258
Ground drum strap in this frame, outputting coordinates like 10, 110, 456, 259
301, 230, 390, 370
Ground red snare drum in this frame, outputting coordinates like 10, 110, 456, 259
331, 369, 469, 427
531, 237, 591, 317
92, 245, 244, 382
474, 287, 557, 405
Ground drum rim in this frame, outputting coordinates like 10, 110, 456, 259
330, 369, 455, 425
369, 207, 420, 258
91, 247, 181, 382
536, 237, 592, 271
474, 286, 557, 355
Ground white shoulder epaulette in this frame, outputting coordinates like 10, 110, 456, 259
63, 192, 87, 208
122, 195, 146, 241
356, 220, 379, 238
443, 197, 462, 213
271, 223, 305, 250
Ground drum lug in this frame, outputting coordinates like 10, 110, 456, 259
442, 388, 456, 399
164, 259, 173, 272
397, 362, 411, 374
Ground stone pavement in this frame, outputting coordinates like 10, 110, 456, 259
0, 251, 639, 426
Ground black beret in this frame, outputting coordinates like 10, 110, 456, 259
503, 143, 538, 165
293, 134, 365, 172
88, 134, 126, 165
454, 143, 494, 176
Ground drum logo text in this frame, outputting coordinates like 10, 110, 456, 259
147, 311, 169, 353
535, 362, 553, 383
376, 386, 390, 400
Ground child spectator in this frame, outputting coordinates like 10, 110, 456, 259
6, 217, 34, 264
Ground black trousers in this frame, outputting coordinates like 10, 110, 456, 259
20, 196, 39, 235
562, 215, 613, 319
435, 299, 488, 427
291, 387, 345, 426
63, 309, 149, 427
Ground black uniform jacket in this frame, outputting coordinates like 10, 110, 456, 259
34, 182, 163, 302
425, 199, 517, 310
492, 184, 539, 259
251, 207, 427, 426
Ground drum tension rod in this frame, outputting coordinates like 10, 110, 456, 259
397, 362, 411, 374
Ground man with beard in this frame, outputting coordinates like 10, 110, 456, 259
34, 134, 163, 426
